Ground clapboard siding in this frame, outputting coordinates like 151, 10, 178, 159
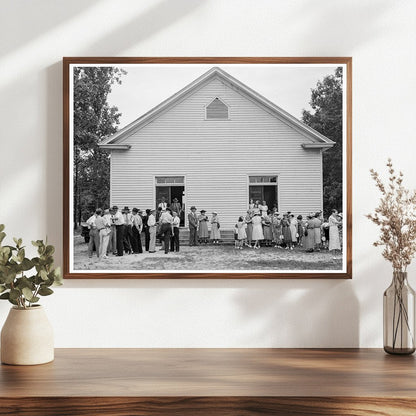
110, 77, 323, 229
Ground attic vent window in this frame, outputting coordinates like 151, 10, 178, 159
206, 98, 229, 120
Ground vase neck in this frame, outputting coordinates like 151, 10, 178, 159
393, 271, 408, 284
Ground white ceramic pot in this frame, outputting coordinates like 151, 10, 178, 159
1, 305, 54, 365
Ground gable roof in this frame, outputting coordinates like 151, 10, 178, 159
99, 67, 335, 150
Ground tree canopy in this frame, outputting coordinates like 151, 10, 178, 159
302, 67, 343, 216
73, 67, 126, 227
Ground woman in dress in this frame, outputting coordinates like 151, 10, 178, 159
328, 209, 342, 253
297, 215, 304, 247
248, 198, 255, 211
289, 214, 298, 246
210, 211, 221, 244
251, 212, 264, 249
304, 213, 315, 252
245, 210, 253, 247
236, 216, 247, 249
262, 210, 272, 246
321, 218, 330, 250
198, 210, 209, 244
281, 213, 293, 250
271, 210, 282, 248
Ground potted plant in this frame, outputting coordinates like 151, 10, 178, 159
367, 159, 416, 354
0, 224, 62, 365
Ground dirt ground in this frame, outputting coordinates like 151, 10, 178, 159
73, 235, 343, 271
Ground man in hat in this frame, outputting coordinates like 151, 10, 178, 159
171, 197, 182, 218
142, 209, 151, 252
122, 206, 133, 254
131, 208, 143, 254
188, 206, 198, 246
112, 205, 125, 256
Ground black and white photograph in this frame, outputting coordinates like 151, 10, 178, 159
64, 58, 351, 278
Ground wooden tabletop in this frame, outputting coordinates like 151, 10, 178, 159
1, 348, 416, 415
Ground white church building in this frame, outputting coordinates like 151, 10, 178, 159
100, 67, 335, 229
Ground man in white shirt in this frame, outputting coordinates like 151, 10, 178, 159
158, 197, 168, 211
159, 209, 173, 254
86, 209, 101, 258
147, 209, 157, 253
112, 205, 125, 256
96, 209, 112, 259
170, 211, 180, 252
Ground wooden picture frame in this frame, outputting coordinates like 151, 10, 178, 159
63, 57, 352, 279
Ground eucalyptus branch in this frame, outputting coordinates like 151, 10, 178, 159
0, 225, 62, 309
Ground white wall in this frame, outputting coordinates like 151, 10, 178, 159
1, 0, 415, 347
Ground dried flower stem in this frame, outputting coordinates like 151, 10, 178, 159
366, 159, 416, 272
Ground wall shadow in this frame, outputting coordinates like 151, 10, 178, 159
1, 0, 101, 56
232, 279, 359, 347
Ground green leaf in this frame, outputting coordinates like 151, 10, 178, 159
31, 240, 43, 247
45, 245, 55, 256
0, 286, 7, 294
0, 232, 5, 244
0, 292, 9, 299
31, 258, 40, 268
0, 224, 5, 232
13, 237, 21, 248
16, 276, 35, 291
17, 248, 25, 263
51, 267, 63, 285
38, 287, 53, 296
2, 271, 16, 285
9, 288, 21, 301
22, 287, 34, 301
39, 269, 48, 281
37, 244, 46, 256
20, 258, 34, 271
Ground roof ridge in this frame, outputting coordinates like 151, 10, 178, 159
99, 66, 334, 147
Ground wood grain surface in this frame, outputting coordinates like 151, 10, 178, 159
1, 348, 414, 415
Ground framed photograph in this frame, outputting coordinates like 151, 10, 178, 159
63, 57, 352, 279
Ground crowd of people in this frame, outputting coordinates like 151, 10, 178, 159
84, 204, 179, 259
188, 200, 343, 256
82, 197, 343, 260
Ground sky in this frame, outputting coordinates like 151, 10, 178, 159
105, 63, 342, 129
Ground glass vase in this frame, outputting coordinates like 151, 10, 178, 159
383, 271, 415, 355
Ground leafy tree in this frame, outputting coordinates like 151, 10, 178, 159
73, 67, 126, 227
302, 67, 343, 216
